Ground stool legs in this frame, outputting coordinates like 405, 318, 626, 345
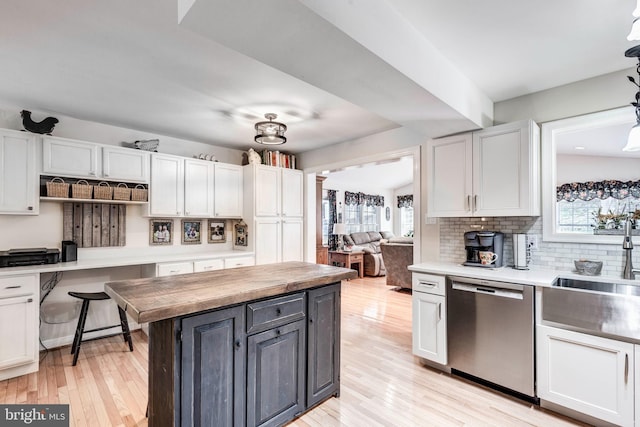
71, 299, 91, 366
118, 307, 134, 352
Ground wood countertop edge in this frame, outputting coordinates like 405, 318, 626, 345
105, 265, 356, 323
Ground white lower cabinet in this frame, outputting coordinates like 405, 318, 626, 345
537, 325, 635, 427
411, 273, 447, 365
254, 218, 303, 265
0, 274, 38, 381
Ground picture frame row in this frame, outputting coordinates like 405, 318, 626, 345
149, 219, 248, 246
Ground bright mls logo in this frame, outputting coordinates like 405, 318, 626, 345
1, 405, 69, 426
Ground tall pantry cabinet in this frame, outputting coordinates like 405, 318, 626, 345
243, 164, 304, 265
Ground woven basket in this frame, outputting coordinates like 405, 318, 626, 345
131, 184, 148, 202
71, 180, 92, 199
46, 177, 70, 198
93, 181, 113, 200
113, 183, 131, 201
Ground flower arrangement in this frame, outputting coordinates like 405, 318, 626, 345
592, 207, 640, 229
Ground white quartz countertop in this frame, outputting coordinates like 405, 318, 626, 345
0, 250, 255, 277
408, 262, 640, 288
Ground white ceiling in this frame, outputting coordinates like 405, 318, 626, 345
0, 0, 636, 155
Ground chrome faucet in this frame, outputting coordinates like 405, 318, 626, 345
623, 219, 640, 280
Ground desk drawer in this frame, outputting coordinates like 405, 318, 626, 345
0, 274, 37, 299
193, 259, 224, 273
246, 293, 305, 334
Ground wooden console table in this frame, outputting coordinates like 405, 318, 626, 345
328, 250, 364, 278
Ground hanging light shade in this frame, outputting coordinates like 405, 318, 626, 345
254, 113, 287, 145
625, 46, 640, 151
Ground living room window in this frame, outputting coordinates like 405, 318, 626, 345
400, 206, 414, 237
343, 191, 383, 234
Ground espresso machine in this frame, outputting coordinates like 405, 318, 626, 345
463, 231, 504, 268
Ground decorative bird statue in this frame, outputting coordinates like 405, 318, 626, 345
20, 110, 58, 135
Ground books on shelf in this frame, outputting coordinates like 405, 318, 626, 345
260, 149, 296, 169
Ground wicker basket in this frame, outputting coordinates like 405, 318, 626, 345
93, 181, 113, 200
131, 184, 148, 202
46, 177, 70, 198
113, 183, 131, 201
71, 180, 93, 199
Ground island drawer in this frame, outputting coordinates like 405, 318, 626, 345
246, 292, 306, 334
0, 274, 37, 299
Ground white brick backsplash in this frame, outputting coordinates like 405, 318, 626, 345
438, 216, 639, 278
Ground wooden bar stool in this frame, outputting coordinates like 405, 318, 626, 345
68, 291, 133, 366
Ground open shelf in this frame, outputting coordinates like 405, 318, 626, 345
40, 197, 147, 205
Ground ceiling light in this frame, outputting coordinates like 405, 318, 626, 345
624, 45, 640, 151
634, 0, 640, 17
254, 113, 287, 145
628, 18, 640, 41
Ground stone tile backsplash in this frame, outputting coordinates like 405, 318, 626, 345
438, 216, 639, 278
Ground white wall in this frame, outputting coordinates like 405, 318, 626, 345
556, 154, 640, 184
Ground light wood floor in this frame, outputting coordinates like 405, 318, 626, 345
0, 276, 587, 426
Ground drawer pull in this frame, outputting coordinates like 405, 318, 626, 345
27, 298, 33, 303
5, 285, 21, 289
418, 281, 436, 288
169, 270, 180, 274
625, 353, 629, 384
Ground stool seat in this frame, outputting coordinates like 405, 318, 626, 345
68, 291, 111, 301
68, 290, 133, 366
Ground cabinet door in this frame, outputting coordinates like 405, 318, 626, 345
537, 325, 634, 426
307, 284, 340, 407
426, 133, 473, 217
0, 295, 37, 369
157, 262, 194, 276
412, 292, 447, 365
281, 218, 303, 262
181, 306, 245, 427
149, 154, 184, 216
214, 163, 243, 218
247, 319, 305, 427
281, 169, 303, 217
0, 130, 37, 214
255, 218, 281, 265
42, 136, 99, 178
473, 120, 540, 216
102, 146, 149, 183
255, 166, 281, 217
184, 159, 213, 217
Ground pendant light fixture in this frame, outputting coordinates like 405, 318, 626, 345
629, 0, 640, 41
625, 46, 640, 152
254, 113, 287, 145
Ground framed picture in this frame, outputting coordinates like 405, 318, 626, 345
181, 220, 202, 245
149, 219, 173, 245
208, 219, 226, 243
234, 221, 248, 247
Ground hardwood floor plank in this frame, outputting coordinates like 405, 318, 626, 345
0, 276, 589, 426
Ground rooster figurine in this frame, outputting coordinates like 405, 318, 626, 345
21, 110, 58, 135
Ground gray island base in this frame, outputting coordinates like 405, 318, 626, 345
105, 261, 357, 427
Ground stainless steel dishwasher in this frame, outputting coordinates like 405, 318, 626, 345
447, 276, 535, 399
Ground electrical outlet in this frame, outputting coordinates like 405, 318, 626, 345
527, 234, 539, 251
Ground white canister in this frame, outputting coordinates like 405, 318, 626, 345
513, 233, 529, 270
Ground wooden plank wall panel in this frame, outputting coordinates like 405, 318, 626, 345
101, 205, 110, 247
62, 202, 126, 248
109, 205, 119, 247
62, 203, 73, 241
118, 205, 126, 246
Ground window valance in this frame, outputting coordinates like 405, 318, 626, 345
397, 194, 413, 208
344, 191, 384, 207
557, 180, 640, 202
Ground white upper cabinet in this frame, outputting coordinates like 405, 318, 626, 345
184, 159, 213, 217
213, 163, 243, 218
427, 120, 540, 217
254, 165, 281, 217
43, 136, 99, 178
149, 153, 184, 217
282, 168, 304, 217
102, 146, 149, 183
0, 129, 38, 214
42, 136, 149, 183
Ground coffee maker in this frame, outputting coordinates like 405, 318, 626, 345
463, 231, 504, 268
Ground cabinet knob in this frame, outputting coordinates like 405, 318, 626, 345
276, 308, 282, 316
235, 339, 241, 348
275, 329, 281, 336
27, 298, 33, 303
104, 173, 109, 177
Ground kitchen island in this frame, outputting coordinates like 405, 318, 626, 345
105, 261, 357, 427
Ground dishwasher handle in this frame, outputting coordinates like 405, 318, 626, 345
451, 282, 524, 300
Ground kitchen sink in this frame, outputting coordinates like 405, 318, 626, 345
542, 277, 640, 343
553, 277, 640, 297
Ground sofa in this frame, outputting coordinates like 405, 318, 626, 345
343, 231, 389, 277
380, 237, 414, 289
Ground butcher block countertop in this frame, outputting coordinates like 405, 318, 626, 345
105, 261, 357, 324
